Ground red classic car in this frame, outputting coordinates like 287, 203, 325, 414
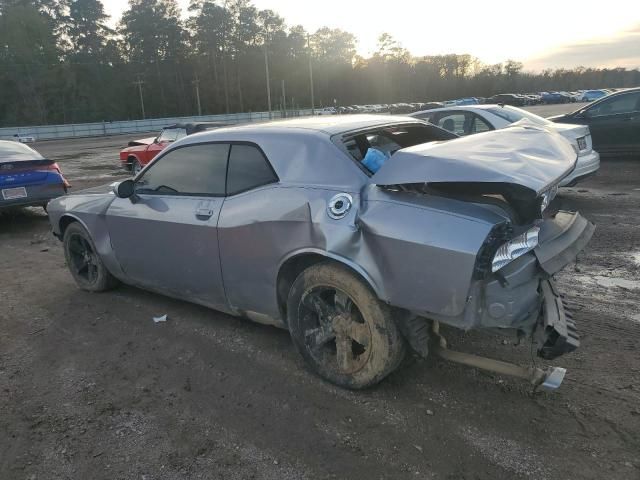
119, 122, 227, 173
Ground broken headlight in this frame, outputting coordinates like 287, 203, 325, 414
491, 226, 540, 272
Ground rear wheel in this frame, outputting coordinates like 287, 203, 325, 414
287, 262, 406, 389
63, 222, 119, 292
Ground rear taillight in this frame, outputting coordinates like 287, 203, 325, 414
46, 162, 71, 187
474, 222, 513, 279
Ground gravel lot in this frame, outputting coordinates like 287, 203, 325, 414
1, 104, 639, 480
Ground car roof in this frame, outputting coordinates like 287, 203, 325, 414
188, 114, 425, 138
164, 122, 229, 134
411, 104, 504, 116
167, 115, 432, 191
0, 140, 43, 160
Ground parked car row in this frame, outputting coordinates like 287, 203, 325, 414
328, 103, 445, 115
325, 88, 620, 114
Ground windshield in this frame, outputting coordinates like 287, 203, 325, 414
157, 128, 187, 143
487, 105, 551, 126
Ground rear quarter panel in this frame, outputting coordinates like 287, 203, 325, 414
357, 191, 496, 317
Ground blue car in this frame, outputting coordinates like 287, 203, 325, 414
580, 90, 608, 102
540, 92, 571, 104
453, 97, 479, 106
0, 140, 68, 211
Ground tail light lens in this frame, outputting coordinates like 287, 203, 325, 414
46, 162, 70, 187
491, 226, 540, 272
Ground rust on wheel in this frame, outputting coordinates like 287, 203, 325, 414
299, 287, 372, 374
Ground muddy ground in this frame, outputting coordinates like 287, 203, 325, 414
1, 113, 639, 479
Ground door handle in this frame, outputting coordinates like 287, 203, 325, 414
195, 207, 214, 218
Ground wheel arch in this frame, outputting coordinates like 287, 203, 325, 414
276, 249, 384, 322
59, 213, 90, 237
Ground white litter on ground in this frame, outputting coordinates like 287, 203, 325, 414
153, 314, 167, 323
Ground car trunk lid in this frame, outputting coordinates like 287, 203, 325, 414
369, 124, 577, 195
0, 159, 55, 187
550, 122, 592, 155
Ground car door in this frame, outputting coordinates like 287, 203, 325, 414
216, 143, 281, 321
581, 91, 640, 154
106, 142, 229, 309
143, 141, 165, 164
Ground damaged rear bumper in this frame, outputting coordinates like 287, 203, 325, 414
534, 210, 595, 276
425, 211, 593, 360
536, 280, 579, 359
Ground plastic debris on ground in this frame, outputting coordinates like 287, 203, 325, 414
153, 314, 167, 323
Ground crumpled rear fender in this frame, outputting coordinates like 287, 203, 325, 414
356, 195, 496, 317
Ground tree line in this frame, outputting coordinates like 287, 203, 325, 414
1, 0, 639, 127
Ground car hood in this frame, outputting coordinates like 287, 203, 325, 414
369, 124, 577, 195
127, 136, 156, 147
69, 182, 119, 195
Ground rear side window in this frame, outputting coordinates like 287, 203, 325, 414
341, 123, 456, 173
137, 143, 229, 196
435, 113, 467, 135
226, 144, 278, 195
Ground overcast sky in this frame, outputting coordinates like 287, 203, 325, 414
105, 0, 640, 71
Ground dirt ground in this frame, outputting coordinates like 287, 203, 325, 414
1, 112, 639, 479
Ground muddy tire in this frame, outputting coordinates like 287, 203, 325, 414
63, 222, 119, 292
287, 262, 406, 389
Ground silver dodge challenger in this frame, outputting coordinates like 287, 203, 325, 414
47, 115, 594, 390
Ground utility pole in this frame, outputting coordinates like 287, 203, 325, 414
307, 34, 315, 115
134, 75, 146, 119
281, 79, 286, 118
193, 74, 202, 116
263, 43, 272, 119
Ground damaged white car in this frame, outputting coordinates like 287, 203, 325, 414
47, 115, 594, 390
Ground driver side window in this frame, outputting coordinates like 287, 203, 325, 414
588, 92, 640, 117
136, 143, 229, 196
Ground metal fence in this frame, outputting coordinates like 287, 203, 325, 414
0, 109, 314, 141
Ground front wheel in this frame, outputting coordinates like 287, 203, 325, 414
131, 158, 142, 175
63, 222, 119, 292
287, 262, 406, 389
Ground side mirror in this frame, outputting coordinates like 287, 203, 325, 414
114, 179, 135, 199
153, 136, 160, 144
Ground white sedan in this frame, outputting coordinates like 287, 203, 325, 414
316, 107, 337, 115
13, 133, 37, 143
411, 104, 600, 187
